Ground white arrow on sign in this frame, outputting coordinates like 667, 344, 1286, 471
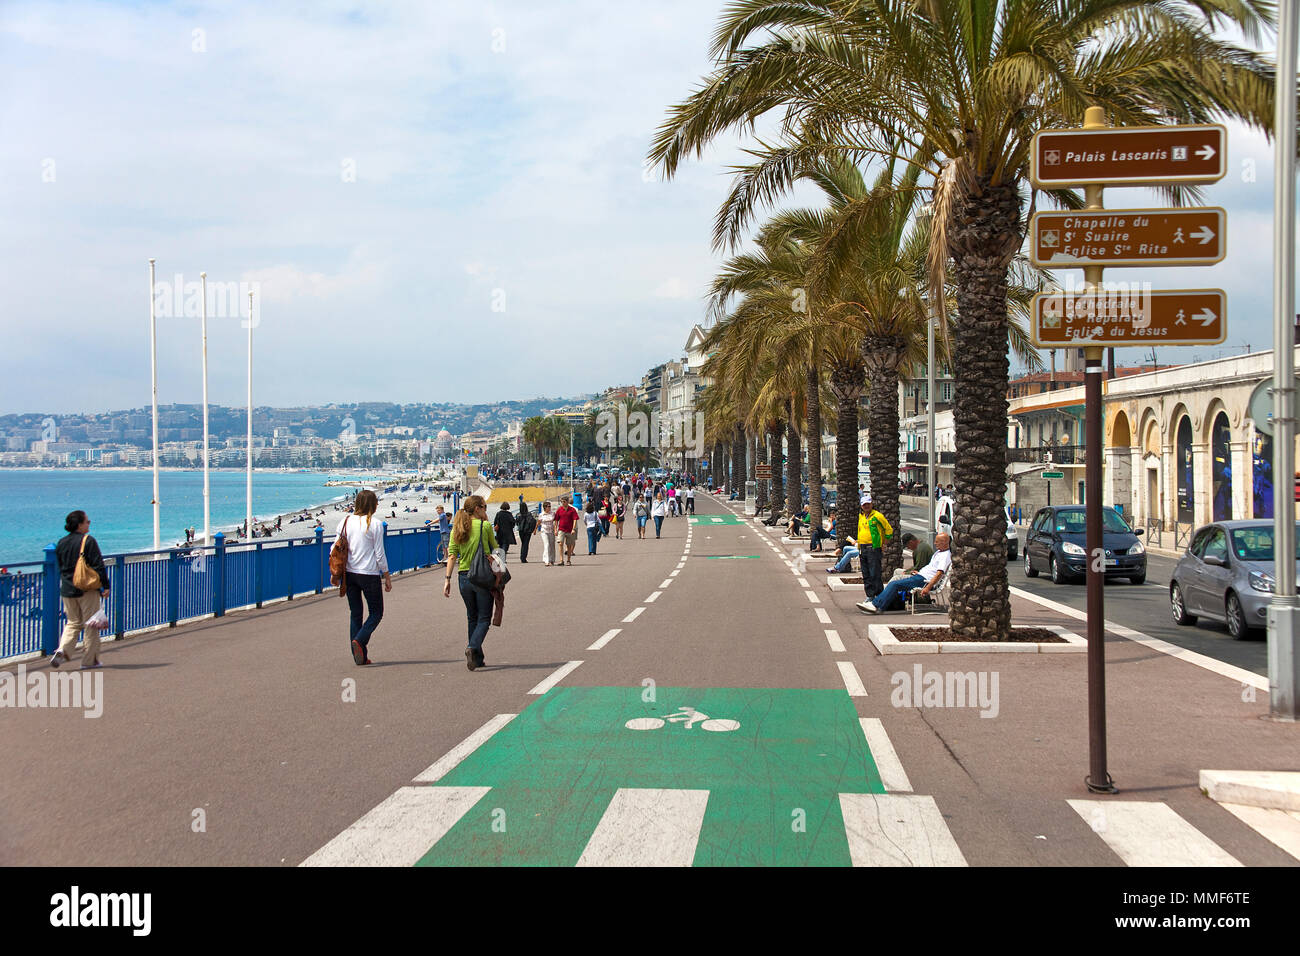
1192, 226, 1216, 245
1195, 308, 1217, 326
1196, 144, 1216, 161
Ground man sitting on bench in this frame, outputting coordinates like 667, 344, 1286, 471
858, 532, 951, 614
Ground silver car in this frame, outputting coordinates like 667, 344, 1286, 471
1170, 520, 1300, 640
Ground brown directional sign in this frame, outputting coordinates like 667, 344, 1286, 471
1031, 124, 1226, 187
1030, 207, 1226, 268
1031, 288, 1226, 347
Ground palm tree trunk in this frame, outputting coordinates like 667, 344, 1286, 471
946, 177, 1019, 641
864, 337, 905, 579
806, 366, 823, 533
748, 433, 758, 486
731, 423, 746, 499
830, 360, 865, 549
768, 421, 784, 511
755, 426, 769, 511
785, 398, 802, 518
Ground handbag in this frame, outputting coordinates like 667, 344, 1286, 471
72, 534, 101, 592
467, 520, 497, 589
329, 518, 349, 597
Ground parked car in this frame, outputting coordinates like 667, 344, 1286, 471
1170, 520, 1299, 640
1004, 505, 1018, 561
1022, 505, 1146, 584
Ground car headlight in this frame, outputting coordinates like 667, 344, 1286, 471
1061, 541, 1085, 556
1249, 570, 1275, 593
1129, 540, 1145, 555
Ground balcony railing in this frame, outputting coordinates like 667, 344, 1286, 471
1005, 444, 1086, 464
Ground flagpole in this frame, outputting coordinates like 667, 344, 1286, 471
246, 289, 254, 538
149, 258, 160, 551
200, 272, 210, 546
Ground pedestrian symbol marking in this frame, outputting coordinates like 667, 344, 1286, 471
414, 687, 885, 866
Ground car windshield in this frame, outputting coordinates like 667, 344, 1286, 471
1052, 509, 1131, 534
1229, 525, 1300, 561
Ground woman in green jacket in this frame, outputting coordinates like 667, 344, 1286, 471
442, 495, 498, 671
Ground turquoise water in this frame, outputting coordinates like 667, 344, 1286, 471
0, 470, 356, 563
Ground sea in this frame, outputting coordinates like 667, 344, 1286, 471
0, 469, 360, 564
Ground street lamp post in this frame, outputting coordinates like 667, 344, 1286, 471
927, 311, 936, 538
149, 258, 160, 551
200, 272, 210, 546
245, 289, 254, 539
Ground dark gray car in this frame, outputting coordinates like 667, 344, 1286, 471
1170, 520, 1300, 640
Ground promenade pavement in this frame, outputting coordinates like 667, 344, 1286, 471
1, 492, 1295, 866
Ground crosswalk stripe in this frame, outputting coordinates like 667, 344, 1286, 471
858, 718, 911, 792
529, 660, 584, 696
660, 579, 673, 588
301, 786, 490, 867
576, 788, 710, 867
1067, 800, 1242, 866
796, 577, 809, 587
1217, 803, 1300, 861
838, 793, 967, 866
645, 591, 661, 603
587, 628, 622, 651
837, 661, 868, 697
414, 713, 517, 782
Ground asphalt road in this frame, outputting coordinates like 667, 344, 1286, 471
896, 501, 1268, 676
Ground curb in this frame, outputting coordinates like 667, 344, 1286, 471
866, 622, 1086, 655
1200, 770, 1300, 812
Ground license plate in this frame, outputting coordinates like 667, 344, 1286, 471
1105, 559, 1118, 567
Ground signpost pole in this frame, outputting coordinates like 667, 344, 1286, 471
1269, 0, 1299, 721
1081, 106, 1116, 792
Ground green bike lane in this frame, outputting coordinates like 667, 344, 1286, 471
335, 499, 893, 867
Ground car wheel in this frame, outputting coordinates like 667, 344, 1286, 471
1129, 572, 1146, 585
1024, 549, 1037, 578
1007, 542, 1018, 562
1050, 554, 1068, 585
1170, 582, 1196, 624
1226, 592, 1250, 640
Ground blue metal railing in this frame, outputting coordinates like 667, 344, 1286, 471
0, 522, 441, 661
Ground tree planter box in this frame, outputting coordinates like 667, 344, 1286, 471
827, 576, 863, 591
867, 623, 1085, 655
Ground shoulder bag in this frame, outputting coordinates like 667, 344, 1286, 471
467, 520, 497, 589
72, 534, 101, 592
329, 518, 350, 597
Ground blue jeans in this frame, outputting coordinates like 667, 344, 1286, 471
653, 515, 664, 537
587, 527, 599, 553
458, 572, 493, 651
872, 573, 925, 611
831, 547, 859, 573
862, 548, 883, 599
346, 572, 384, 652
809, 527, 833, 550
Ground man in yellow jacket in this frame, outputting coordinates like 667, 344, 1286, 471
854, 496, 893, 608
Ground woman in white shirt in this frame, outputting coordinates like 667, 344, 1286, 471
336, 489, 391, 665
583, 500, 602, 555
651, 493, 668, 538
537, 500, 557, 566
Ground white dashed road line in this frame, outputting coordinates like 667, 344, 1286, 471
529, 660, 585, 696
858, 718, 912, 792
587, 628, 622, 651
837, 660, 868, 697
824, 629, 845, 653
623, 607, 645, 623
815, 608, 832, 624
413, 713, 518, 783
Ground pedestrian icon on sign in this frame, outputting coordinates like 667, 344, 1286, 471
1175, 309, 1186, 325
1173, 227, 1185, 243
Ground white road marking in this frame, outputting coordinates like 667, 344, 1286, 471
528, 660, 585, 696
577, 788, 710, 867
858, 718, 912, 792
1010, 586, 1267, 690
414, 713, 517, 783
796, 577, 809, 587
670, 570, 681, 577
804, 590, 821, 604
824, 628, 845, 652
623, 607, 645, 623
301, 786, 490, 867
660, 579, 673, 589
645, 591, 662, 603
837, 660, 868, 696
1067, 800, 1242, 866
1218, 803, 1300, 861
815, 608, 832, 624
588, 628, 622, 651
839, 794, 967, 866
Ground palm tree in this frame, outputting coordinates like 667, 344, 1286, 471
649, 0, 1276, 638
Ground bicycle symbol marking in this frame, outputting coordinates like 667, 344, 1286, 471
624, 706, 740, 733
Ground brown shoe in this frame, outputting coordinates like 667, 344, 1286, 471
465, 648, 477, 671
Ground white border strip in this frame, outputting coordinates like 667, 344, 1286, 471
837, 660, 868, 697
301, 786, 491, 866
588, 628, 622, 651
859, 718, 912, 792
414, 713, 517, 782
528, 660, 584, 695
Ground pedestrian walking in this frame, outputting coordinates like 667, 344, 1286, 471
517, 501, 536, 563
434, 504, 452, 562
442, 495, 497, 671
554, 495, 579, 565
335, 490, 392, 665
634, 495, 649, 539
584, 500, 601, 554
538, 500, 557, 565
686, 485, 695, 514
614, 496, 626, 539
651, 492, 667, 538
493, 502, 517, 556
855, 496, 894, 604
50, 510, 110, 670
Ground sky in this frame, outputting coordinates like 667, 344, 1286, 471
0, 0, 1294, 415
